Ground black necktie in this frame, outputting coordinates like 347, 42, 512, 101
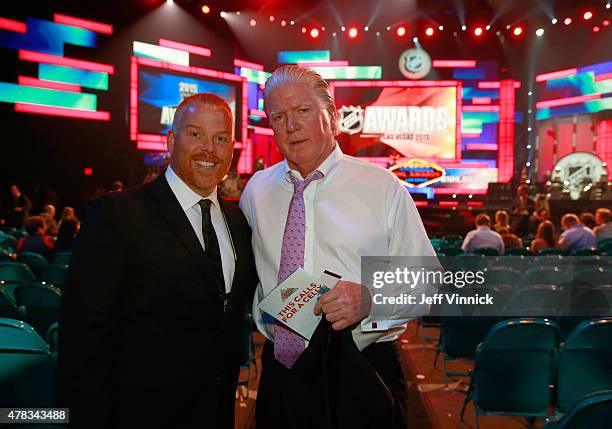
198, 199, 226, 302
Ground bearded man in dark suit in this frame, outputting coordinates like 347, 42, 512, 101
59, 93, 257, 429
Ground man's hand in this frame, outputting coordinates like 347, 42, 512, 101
313, 281, 372, 331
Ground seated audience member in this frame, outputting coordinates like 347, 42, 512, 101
498, 227, 523, 250
579, 211, 596, 229
593, 208, 612, 240
16, 215, 55, 261
530, 220, 556, 254
558, 213, 597, 253
58, 206, 75, 228
111, 180, 124, 193
55, 217, 80, 251
461, 213, 505, 254
41, 204, 59, 236
493, 210, 510, 233
529, 207, 550, 234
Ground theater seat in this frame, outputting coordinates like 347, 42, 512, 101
544, 390, 612, 429
14, 285, 62, 337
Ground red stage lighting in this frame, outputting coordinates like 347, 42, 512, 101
301, 26, 307, 34
84, 168, 93, 176
513, 26, 523, 36
348, 27, 358, 38
583, 11, 593, 20
474, 26, 483, 36
249, 19, 256, 26
564, 17, 572, 25
269, 15, 275, 22
603, 20, 610, 26
201, 5, 210, 14
425, 27, 434, 36
310, 28, 319, 38
593, 25, 601, 32
396, 26, 406, 37
281, 20, 287, 27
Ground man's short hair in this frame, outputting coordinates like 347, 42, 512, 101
596, 208, 611, 223
24, 216, 45, 235
264, 65, 337, 132
561, 213, 579, 226
172, 93, 233, 133
475, 213, 491, 226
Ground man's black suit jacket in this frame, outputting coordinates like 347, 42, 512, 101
58, 173, 257, 428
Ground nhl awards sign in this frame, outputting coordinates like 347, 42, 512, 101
399, 48, 432, 80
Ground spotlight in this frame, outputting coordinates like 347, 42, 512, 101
250, 19, 257, 26
496, 30, 501, 35
513, 26, 523, 36
536, 28, 544, 36
201, 5, 210, 14
593, 25, 601, 32
386, 26, 391, 31
220, 11, 227, 18
486, 25, 491, 30
281, 20, 287, 27
376, 31, 380, 36
341, 26, 346, 31
166, 0, 173, 4
528, 91, 533, 96
604, 20, 610, 26
348, 27, 358, 38
301, 26, 306, 34
461, 25, 467, 31
439, 25, 444, 30
607, 3, 611, 9
564, 17, 572, 25
583, 11, 593, 20
236, 11, 240, 15
269, 15, 275, 22
310, 28, 319, 38
552, 18, 558, 24
322, 27, 325, 31
506, 24, 511, 30
426, 27, 434, 36
474, 27, 483, 36
526, 162, 531, 167
396, 26, 406, 37
413, 36, 418, 43
364, 26, 369, 31
290, 20, 295, 25
333, 32, 337, 37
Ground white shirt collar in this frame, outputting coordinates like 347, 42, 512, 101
283, 142, 343, 182
165, 165, 219, 212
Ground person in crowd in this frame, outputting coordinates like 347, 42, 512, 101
593, 208, 612, 240
240, 65, 434, 428
510, 184, 534, 236
530, 220, 556, 254
16, 215, 55, 261
111, 180, 124, 193
529, 207, 550, 234
497, 227, 523, 251
557, 213, 597, 252
6, 184, 32, 229
461, 213, 505, 255
41, 204, 59, 236
218, 170, 244, 199
59, 93, 257, 429
579, 211, 596, 229
493, 210, 510, 233
55, 217, 80, 251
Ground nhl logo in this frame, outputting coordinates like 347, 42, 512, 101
338, 105, 364, 135
399, 48, 432, 80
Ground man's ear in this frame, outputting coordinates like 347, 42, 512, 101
328, 106, 339, 136
167, 129, 175, 153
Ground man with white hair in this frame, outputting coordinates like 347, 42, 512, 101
240, 65, 435, 427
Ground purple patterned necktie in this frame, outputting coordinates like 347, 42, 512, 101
274, 169, 324, 369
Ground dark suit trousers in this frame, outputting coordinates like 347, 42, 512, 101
256, 339, 406, 429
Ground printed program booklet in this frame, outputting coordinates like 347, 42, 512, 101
258, 269, 341, 340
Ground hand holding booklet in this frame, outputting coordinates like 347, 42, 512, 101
258, 269, 341, 340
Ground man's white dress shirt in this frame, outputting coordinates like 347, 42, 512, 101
165, 166, 235, 291
240, 145, 436, 351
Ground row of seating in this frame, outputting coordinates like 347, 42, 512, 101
0, 282, 62, 337
455, 318, 612, 428
0, 261, 68, 288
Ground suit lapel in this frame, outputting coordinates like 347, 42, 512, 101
219, 198, 243, 291
145, 174, 209, 270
